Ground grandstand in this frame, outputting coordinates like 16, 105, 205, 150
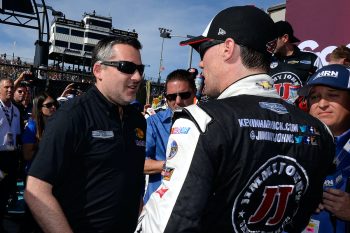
49, 11, 138, 70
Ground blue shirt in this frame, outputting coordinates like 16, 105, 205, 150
306, 129, 350, 233
144, 108, 172, 203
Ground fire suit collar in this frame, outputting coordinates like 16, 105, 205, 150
218, 74, 281, 100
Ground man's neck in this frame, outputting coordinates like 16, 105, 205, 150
1, 99, 11, 107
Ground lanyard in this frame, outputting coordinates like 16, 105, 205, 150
0, 100, 14, 127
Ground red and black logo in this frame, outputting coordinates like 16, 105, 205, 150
232, 155, 309, 233
271, 72, 302, 104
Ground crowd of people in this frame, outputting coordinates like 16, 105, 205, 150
0, 5, 349, 233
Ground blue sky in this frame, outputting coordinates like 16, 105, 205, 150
0, 0, 283, 82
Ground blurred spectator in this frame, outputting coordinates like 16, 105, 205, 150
329, 45, 350, 67
269, 21, 321, 106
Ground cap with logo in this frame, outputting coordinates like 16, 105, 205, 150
274, 21, 300, 43
179, 6, 277, 57
298, 64, 350, 96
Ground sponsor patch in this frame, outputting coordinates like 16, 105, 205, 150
270, 62, 278, 69
92, 130, 114, 139
300, 60, 312, 65
302, 219, 320, 233
259, 102, 288, 114
135, 140, 146, 147
168, 140, 178, 159
135, 128, 145, 139
271, 71, 302, 104
162, 167, 175, 181
232, 155, 309, 233
171, 127, 190, 134
155, 187, 169, 198
256, 81, 274, 90
287, 60, 299, 64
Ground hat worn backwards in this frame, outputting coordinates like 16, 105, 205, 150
274, 21, 300, 43
180, 6, 278, 57
298, 64, 350, 96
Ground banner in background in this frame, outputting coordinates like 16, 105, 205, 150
286, 0, 350, 65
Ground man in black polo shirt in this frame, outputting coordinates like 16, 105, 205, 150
269, 21, 321, 107
25, 36, 146, 233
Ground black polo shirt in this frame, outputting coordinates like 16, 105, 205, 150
29, 85, 146, 233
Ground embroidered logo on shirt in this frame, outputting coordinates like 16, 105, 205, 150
171, 127, 190, 134
91, 130, 114, 139
162, 167, 175, 181
155, 187, 169, 198
135, 128, 145, 139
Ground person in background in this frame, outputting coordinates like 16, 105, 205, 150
329, 45, 350, 67
269, 21, 321, 108
25, 36, 146, 233
137, 6, 334, 233
20, 92, 58, 233
0, 78, 21, 232
298, 64, 350, 233
143, 69, 196, 204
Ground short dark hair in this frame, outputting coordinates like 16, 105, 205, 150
240, 45, 270, 72
330, 45, 350, 64
91, 36, 142, 67
165, 69, 196, 94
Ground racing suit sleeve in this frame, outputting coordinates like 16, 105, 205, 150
136, 108, 214, 233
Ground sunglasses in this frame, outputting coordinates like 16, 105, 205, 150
42, 102, 58, 108
165, 92, 192, 101
198, 40, 224, 60
100, 61, 145, 75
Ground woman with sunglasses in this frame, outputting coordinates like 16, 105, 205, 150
22, 92, 58, 168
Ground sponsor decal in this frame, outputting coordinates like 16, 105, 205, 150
250, 130, 294, 143
270, 62, 278, 69
218, 28, 226, 36
309, 126, 320, 135
302, 219, 320, 233
256, 81, 274, 90
272, 71, 302, 104
168, 140, 178, 159
135, 128, 145, 139
232, 155, 309, 233
287, 60, 299, 64
238, 118, 298, 133
314, 70, 339, 79
294, 136, 303, 144
171, 127, 190, 134
92, 130, 114, 139
155, 187, 169, 198
299, 125, 308, 133
135, 140, 146, 147
259, 102, 289, 114
162, 167, 175, 181
299, 60, 312, 65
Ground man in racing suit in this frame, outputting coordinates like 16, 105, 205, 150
136, 6, 335, 233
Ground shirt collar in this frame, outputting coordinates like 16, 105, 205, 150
218, 74, 281, 100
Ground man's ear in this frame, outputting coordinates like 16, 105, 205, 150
93, 62, 102, 81
222, 38, 236, 61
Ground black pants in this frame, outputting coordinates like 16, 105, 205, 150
0, 151, 18, 217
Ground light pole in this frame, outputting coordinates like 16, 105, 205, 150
158, 28, 172, 84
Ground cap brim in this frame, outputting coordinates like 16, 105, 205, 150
179, 36, 211, 51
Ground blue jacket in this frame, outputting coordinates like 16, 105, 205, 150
144, 108, 172, 203
305, 129, 350, 233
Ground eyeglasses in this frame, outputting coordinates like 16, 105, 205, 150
165, 92, 192, 101
198, 40, 224, 60
42, 102, 58, 108
100, 61, 145, 75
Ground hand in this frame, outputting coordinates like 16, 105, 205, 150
315, 203, 324, 213
19, 70, 32, 80
60, 83, 75, 97
322, 188, 350, 221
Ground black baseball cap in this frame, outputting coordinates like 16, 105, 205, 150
274, 21, 300, 43
180, 6, 278, 57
